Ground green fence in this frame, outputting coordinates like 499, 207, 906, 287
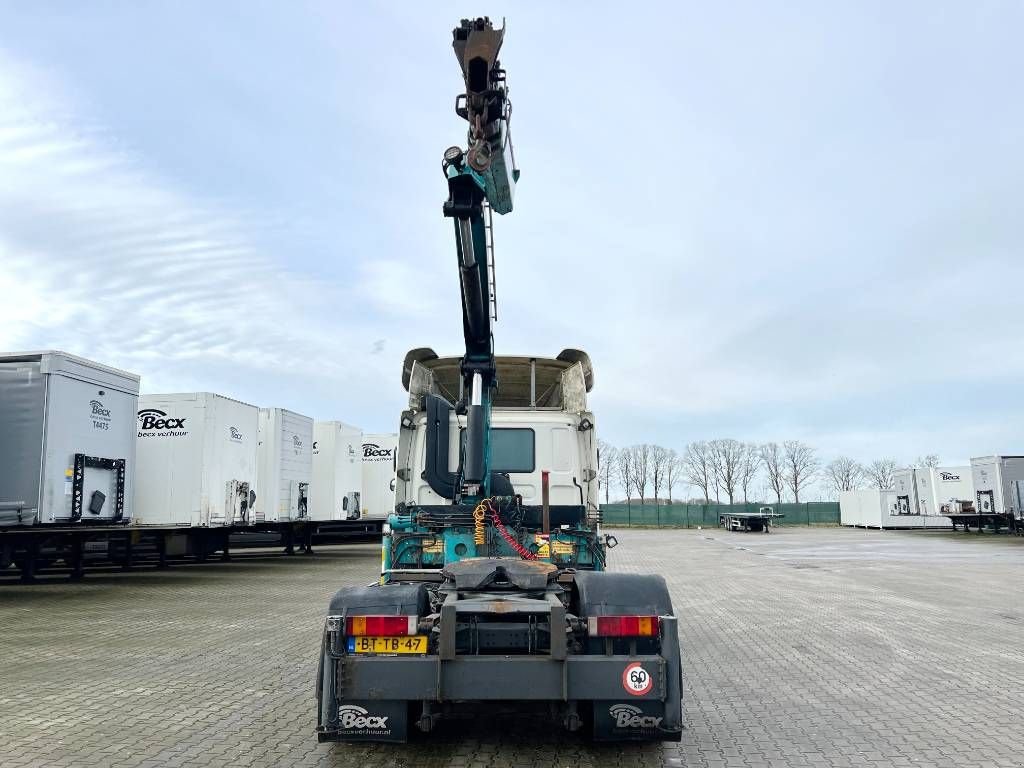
600, 502, 840, 528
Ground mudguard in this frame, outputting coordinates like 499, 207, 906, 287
574, 571, 683, 742
318, 583, 430, 743
574, 571, 674, 617
327, 582, 429, 616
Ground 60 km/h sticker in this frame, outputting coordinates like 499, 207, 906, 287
622, 662, 653, 696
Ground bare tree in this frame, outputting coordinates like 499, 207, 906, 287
865, 458, 897, 490
738, 443, 762, 502
709, 439, 744, 504
681, 441, 714, 503
597, 440, 618, 505
629, 444, 651, 505
825, 456, 863, 496
648, 445, 672, 504
783, 440, 818, 503
760, 442, 786, 504
665, 449, 682, 504
914, 454, 940, 468
615, 448, 634, 508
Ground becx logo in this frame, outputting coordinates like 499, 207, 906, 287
90, 399, 111, 418
229, 427, 243, 441
939, 471, 960, 481
138, 408, 187, 430
337, 705, 389, 730
608, 704, 663, 729
363, 443, 393, 460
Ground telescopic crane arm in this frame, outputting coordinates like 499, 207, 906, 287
441, 17, 519, 502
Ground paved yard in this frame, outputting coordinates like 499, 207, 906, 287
1, 527, 1023, 767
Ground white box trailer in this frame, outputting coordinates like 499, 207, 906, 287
256, 408, 313, 522
889, 467, 954, 527
892, 469, 918, 515
361, 433, 397, 520
133, 392, 259, 526
311, 421, 363, 521
970, 455, 1024, 520
0, 351, 139, 526
914, 466, 972, 520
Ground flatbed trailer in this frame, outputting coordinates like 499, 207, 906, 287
943, 512, 1019, 534
719, 510, 784, 533
0, 518, 373, 583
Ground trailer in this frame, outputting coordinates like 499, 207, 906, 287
311, 421, 364, 522
1, 518, 323, 583
913, 466, 972, 522
133, 392, 259, 526
887, 467, 955, 528
360, 433, 397, 521
256, 408, 314, 522
0, 351, 139, 527
970, 455, 1024, 525
720, 506, 782, 532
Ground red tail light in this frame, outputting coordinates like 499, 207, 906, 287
345, 615, 418, 636
587, 615, 659, 637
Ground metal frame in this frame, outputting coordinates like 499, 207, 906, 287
70, 453, 126, 522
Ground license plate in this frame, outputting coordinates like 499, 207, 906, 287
347, 636, 428, 654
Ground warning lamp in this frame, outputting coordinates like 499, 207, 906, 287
586, 615, 659, 637
345, 615, 418, 636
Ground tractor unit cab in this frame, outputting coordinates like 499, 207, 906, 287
387, 348, 603, 571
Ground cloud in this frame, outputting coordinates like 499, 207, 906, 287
2, 1, 1023, 480
0, 51, 405, 422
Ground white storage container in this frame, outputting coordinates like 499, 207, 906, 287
361, 433, 397, 520
840, 489, 894, 527
0, 351, 139, 526
133, 392, 259, 526
311, 421, 363, 521
970, 455, 1024, 520
839, 488, 948, 528
256, 408, 314, 522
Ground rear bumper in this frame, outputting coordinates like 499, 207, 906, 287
340, 653, 672, 701
317, 616, 683, 742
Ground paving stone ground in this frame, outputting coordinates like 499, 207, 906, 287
1, 527, 1023, 767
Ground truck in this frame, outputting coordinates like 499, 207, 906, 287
316, 17, 682, 743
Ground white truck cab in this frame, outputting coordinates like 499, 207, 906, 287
394, 349, 599, 516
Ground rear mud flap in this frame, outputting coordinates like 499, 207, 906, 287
593, 700, 682, 742
318, 700, 408, 743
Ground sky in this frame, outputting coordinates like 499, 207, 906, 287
1, 2, 1022, 492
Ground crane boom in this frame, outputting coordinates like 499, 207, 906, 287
441, 17, 519, 502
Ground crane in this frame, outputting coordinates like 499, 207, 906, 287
441, 16, 519, 503
316, 18, 682, 743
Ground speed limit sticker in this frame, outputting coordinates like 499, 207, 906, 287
622, 662, 653, 696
